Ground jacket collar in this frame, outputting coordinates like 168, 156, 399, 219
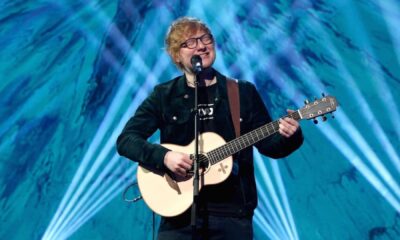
172, 68, 229, 100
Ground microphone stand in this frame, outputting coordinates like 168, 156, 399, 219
191, 69, 200, 239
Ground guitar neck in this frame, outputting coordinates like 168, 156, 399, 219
206, 111, 301, 165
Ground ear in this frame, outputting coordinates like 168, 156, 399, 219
174, 53, 181, 63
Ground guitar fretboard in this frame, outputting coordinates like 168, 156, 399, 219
206, 111, 301, 165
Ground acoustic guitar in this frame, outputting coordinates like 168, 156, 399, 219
137, 95, 338, 216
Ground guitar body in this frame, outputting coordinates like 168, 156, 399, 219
137, 132, 233, 217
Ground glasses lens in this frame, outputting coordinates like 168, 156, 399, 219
185, 38, 197, 49
201, 34, 213, 44
181, 34, 213, 49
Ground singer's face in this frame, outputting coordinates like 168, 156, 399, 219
176, 30, 216, 73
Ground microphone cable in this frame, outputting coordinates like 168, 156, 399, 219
122, 182, 156, 240
122, 182, 142, 202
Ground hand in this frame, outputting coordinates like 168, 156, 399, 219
163, 151, 193, 177
278, 109, 300, 138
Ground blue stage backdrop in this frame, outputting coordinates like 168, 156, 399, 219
1, 0, 399, 239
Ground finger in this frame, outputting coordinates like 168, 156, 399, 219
279, 122, 292, 134
182, 156, 193, 165
279, 121, 289, 135
179, 162, 192, 170
282, 118, 299, 129
279, 120, 296, 137
279, 118, 292, 129
279, 128, 290, 138
181, 168, 188, 176
283, 116, 299, 125
175, 168, 187, 177
287, 109, 295, 114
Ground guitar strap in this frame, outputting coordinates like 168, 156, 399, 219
226, 78, 240, 138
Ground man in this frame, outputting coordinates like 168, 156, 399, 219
117, 17, 303, 239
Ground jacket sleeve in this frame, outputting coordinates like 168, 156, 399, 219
116, 86, 169, 171
247, 83, 304, 159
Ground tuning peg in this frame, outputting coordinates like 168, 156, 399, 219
304, 99, 309, 104
313, 118, 318, 124
314, 96, 317, 100
322, 93, 325, 97
331, 113, 335, 119
322, 115, 327, 121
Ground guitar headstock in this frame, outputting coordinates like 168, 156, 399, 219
299, 95, 338, 123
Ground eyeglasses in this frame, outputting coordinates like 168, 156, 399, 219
180, 33, 214, 49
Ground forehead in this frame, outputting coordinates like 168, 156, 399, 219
183, 30, 207, 40
178, 22, 208, 39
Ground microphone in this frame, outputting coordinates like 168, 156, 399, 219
191, 55, 202, 74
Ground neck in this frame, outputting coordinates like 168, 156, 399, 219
185, 68, 216, 87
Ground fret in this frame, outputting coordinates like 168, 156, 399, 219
208, 151, 215, 164
244, 134, 250, 146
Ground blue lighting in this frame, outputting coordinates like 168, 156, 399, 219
1, 1, 399, 239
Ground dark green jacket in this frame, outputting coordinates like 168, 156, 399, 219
116, 70, 303, 217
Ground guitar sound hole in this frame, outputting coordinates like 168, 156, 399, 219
187, 154, 209, 174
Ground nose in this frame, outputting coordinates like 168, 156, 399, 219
196, 38, 206, 49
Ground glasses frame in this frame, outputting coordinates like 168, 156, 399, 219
180, 33, 214, 49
